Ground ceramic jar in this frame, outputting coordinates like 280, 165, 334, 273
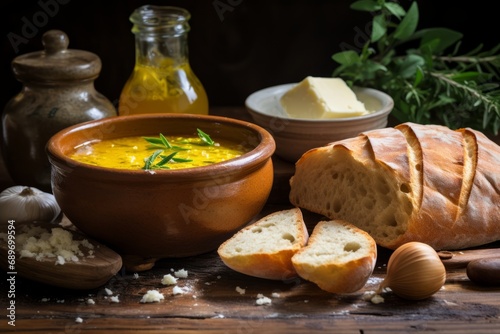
1, 30, 117, 192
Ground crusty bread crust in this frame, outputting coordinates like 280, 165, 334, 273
292, 220, 377, 293
289, 122, 500, 250
217, 208, 309, 280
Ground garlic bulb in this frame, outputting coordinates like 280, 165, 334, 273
0, 186, 61, 225
376, 241, 446, 300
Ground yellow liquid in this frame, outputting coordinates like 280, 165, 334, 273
118, 63, 209, 115
70, 135, 250, 170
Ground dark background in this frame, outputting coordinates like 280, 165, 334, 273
1, 0, 497, 111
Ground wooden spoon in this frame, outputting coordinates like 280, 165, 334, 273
438, 248, 500, 269
0, 221, 122, 290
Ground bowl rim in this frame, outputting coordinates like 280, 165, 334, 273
245, 83, 394, 123
46, 113, 276, 179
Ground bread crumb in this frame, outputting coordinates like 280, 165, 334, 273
161, 274, 178, 285
109, 295, 120, 303
174, 269, 188, 278
105, 288, 113, 296
86, 298, 95, 305
75, 317, 83, 323
256, 294, 272, 305
140, 290, 164, 303
235, 286, 246, 295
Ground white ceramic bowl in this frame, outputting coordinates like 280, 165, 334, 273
245, 83, 394, 162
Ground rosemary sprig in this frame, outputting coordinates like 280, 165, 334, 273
197, 128, 215, 146
332, 0, 500, 135
142, 129, 215, 170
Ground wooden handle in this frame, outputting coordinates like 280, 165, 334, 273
439, 248, 500, 269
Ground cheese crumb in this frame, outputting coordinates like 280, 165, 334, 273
4, 225, 95, 264
55, 255, 65, 265
75, 317, 83, 323
133, 273, 139, 279
255, 294, 272, 306
172, 286, 188, 295
109, 295, 120, 303
174, 269, 188, 278
105, 288, 113, 296
140, 290, 164, 303
362, 291, 385, 304
271, 292, 280, 298
86, 298, 95, 305
235, 286, 246, 295
161, 274, 178, 285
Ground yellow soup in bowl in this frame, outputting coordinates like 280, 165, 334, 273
70, 129, 251, 170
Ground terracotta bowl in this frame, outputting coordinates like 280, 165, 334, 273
46, 114, 275, 271
246, 83, 394, 162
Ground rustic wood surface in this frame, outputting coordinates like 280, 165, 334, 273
1, 107, 500, 333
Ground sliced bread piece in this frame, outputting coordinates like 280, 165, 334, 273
292, 220, 377, 293
217, 208, 309, 280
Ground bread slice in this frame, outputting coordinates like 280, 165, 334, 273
217, 208, 309, 280
289, 122, 500, 250
291, 220, 377, 293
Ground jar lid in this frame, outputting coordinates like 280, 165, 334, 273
11, 30, 102, 83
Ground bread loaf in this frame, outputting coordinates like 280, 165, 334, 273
289, 122, 500, 251
217, 208, 309, 280
292, 220, 377, 293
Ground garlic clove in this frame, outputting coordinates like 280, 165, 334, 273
0, 186, 61, 226
377, 241, 446, 300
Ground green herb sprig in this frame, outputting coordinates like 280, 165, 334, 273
332, 0, 500, 135
142, 128, 215, 170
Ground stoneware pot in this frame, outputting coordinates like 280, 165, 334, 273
2, 30, 116, 192
46, 114, 275, 271
246, 83, 394, 162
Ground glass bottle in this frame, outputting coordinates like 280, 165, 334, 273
1, 30, 116, 193
118, 5, 209, 116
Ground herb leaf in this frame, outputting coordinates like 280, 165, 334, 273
142, 149, 164, 170
393, 1, 419, 41
197, 128, 215, 146
332, 0, 500, 135
143, 137, 165, 146
159, 133, 172, 148
156, 152, 178, 167
142, 129, 213, 170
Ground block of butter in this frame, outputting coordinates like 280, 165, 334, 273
280, 76, 369, 119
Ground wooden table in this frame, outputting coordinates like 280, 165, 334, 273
1, 107, 500, 333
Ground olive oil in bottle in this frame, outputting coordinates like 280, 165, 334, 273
119, 5, 208, 115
